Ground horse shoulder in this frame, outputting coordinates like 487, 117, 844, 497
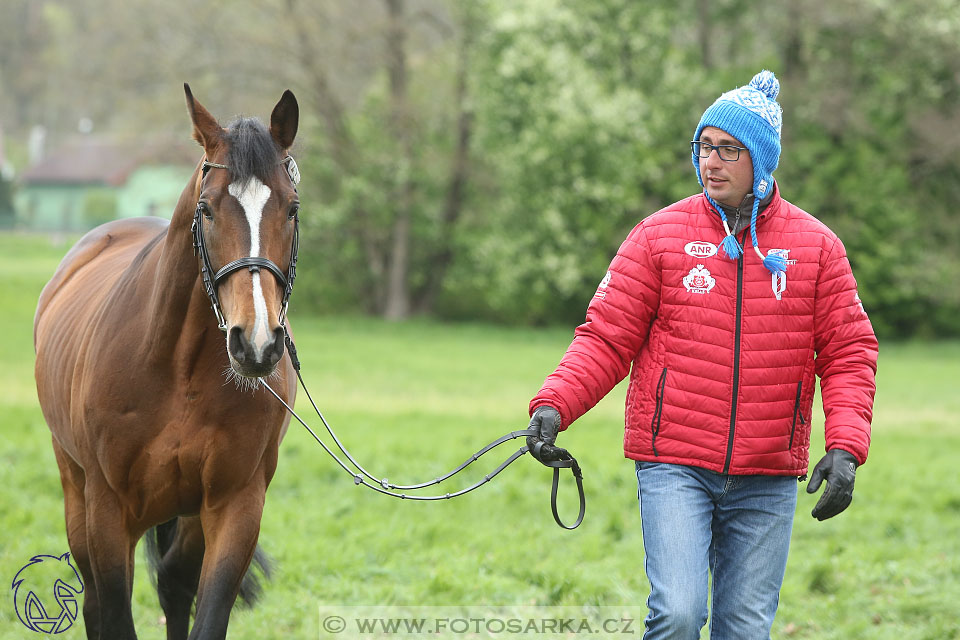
35, 218, 170, 338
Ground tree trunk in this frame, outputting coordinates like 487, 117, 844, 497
697, 0, 712, 70
285, 0, 387, 309
782, 1, 805, 80
383, 0, 413, 320
415, 8, 474, 314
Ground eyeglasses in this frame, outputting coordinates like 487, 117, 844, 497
691, 141, 749, 162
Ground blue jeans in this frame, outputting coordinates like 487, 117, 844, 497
635, 461, 797, 640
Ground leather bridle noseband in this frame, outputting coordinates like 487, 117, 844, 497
191, 156, 300, 331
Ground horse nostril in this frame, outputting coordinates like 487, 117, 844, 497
228, 326, 249, 364
266, 327, 286, 366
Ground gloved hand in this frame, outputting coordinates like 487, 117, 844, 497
527, 406, 568, 464
806, 449, 859, 521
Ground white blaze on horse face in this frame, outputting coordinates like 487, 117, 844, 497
228, 178, 273, 357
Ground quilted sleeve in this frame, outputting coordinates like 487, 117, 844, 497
530, 223, 661, 428
813, 236, 879, 465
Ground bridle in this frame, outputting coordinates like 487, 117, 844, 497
191, 156, 301, 331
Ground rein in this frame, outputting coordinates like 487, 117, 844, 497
192, 155, 585, 529
261, 338, 586, 529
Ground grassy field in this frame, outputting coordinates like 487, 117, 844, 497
1, 232, 958, 639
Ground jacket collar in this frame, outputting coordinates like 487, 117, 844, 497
708, 182, 780, 236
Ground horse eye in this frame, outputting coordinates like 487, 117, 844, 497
288, 203, 300, 220
199, 202, 213, 219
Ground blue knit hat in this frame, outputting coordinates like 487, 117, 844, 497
693, 70, 786, 275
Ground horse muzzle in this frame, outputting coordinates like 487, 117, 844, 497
227, 325, 286, 378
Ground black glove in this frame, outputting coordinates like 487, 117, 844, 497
527, 406, 567, 464
806, 449, 859, 521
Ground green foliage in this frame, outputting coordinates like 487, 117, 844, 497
296, 35, 465, 315
437, 0, 705, 323
773, 1, 960, 338
81, 189, 117, 227
295, 0, 960, 335
0, 177, 15, 227
2, 0, 959, 335
436, 0, 960, 334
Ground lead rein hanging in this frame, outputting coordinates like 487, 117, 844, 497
265, 335, 585, 529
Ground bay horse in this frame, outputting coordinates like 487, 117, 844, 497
34, 85, 300, 640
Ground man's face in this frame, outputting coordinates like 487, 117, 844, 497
698, 126, 754, 207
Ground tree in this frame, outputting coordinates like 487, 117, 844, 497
285, 0, 473, 319
3, 0, 958, 336
435, 0, 707, 323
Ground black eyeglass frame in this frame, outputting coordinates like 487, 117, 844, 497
690, 141, 749, 162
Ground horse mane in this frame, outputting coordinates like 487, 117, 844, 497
223, 117, 281, 185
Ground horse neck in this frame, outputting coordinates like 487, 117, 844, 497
144, 162, 217, 357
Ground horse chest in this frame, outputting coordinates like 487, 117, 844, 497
94, 406, 278, 522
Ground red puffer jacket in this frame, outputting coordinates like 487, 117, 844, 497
530, 185, 878, 476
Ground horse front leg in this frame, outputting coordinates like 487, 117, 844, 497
83, 475, 139, 640
52, 442, 100, 639
189, 489, 265, 640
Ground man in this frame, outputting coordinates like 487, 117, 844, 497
526, 70, 878, 639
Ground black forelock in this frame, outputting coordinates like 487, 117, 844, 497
223, 117, 280, 184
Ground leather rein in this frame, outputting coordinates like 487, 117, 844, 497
261, 348, 586, 530
192, 156, 585, 529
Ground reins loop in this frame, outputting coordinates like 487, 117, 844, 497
261, 335, 586, 530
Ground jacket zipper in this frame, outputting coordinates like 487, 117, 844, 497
650, 367, 668, 456
789, 380, 802, 450
722, 230, 749, 474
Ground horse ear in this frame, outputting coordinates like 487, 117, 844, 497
183, 83, 223, 151
270, 90, 299, 151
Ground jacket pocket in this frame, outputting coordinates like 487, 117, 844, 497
789, 380, 804, 450
651, 367, 668, 456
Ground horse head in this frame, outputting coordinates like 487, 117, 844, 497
184, 85, 300, 379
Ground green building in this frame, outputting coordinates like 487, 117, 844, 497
15, 138, 195, 232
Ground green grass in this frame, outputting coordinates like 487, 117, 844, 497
1, 232, 958, 639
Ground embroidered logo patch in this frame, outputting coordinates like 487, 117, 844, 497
684, 241, 717, 259
683, 265, 716, 294
594, 271, 612, 300
767, 249, 797, 300
772, 270, 787, 300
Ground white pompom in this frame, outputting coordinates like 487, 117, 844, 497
750, 70, 780, 100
